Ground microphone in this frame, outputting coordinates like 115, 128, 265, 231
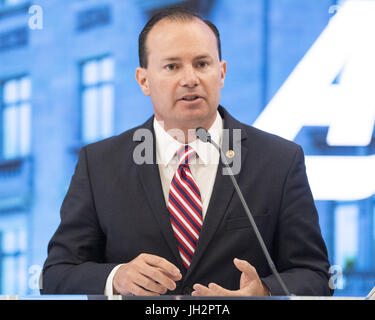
195, 127, 292, 296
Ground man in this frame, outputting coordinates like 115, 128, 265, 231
41, 8, 332, 296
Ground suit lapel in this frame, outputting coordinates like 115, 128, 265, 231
184, 106, 249, 279
134, 117, 183, 269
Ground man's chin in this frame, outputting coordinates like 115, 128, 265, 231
176, 108, 217, 129
176, 100, 214, 117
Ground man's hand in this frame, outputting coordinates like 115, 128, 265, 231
192, 258, 270, 296
113, 253, 182, 296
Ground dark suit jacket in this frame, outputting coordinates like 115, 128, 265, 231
41, 106, 332, 296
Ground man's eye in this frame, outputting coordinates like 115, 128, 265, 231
166, 64, 177, 70
197, 61, 208, 68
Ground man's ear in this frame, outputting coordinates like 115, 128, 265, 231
135, 67, 150, 96
220, 60, 227, 89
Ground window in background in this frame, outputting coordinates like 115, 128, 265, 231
0, 216, 27, 294
80, 56, 114, 143
0, 0, 28, 8
334, 204, 359, 272
1, 76, 31, 160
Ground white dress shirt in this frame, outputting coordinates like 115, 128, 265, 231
104, 111, 223, 295
154, 111, 223, 220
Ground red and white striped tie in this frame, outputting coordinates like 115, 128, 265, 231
168, 145, 203, 269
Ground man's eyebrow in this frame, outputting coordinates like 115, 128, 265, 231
161, 57, 181, 62
161, 55, 213, 62
193, 55, 212, 60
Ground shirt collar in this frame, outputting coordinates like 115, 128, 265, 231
154, 111, 223, 167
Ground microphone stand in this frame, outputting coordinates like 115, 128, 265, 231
195, 127, 292, 296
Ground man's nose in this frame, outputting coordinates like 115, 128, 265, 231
179, 66, 199, 87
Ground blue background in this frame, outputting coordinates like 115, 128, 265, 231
0, 0, 374, 296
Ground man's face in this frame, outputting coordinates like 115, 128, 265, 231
136, 18, 227, 133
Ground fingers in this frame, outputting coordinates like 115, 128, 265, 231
125, 281, 163, 296
113, 253, 182, 296
233, 258, 257, 280
139, 263, 179, 291
192, 259, 267, 297
192, 283, 232, 296
144, 254, 182, 280
233, 258, 269, 296
132, 271, 169, 295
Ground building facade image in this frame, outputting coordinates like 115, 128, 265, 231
0, 0, 374, 296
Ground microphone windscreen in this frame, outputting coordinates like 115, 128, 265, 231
195, 127, 211, 143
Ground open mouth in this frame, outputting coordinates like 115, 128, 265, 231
179, 95, 202, 102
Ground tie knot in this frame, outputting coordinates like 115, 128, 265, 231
177, 145, 196, 165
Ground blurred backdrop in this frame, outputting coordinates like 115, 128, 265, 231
0, 0, 374, 296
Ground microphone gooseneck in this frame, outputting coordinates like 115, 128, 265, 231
195, 127, 292, 296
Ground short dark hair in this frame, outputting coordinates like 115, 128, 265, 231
138, 7, 222, 68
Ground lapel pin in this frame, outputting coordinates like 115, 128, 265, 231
226, 150, 235, 158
